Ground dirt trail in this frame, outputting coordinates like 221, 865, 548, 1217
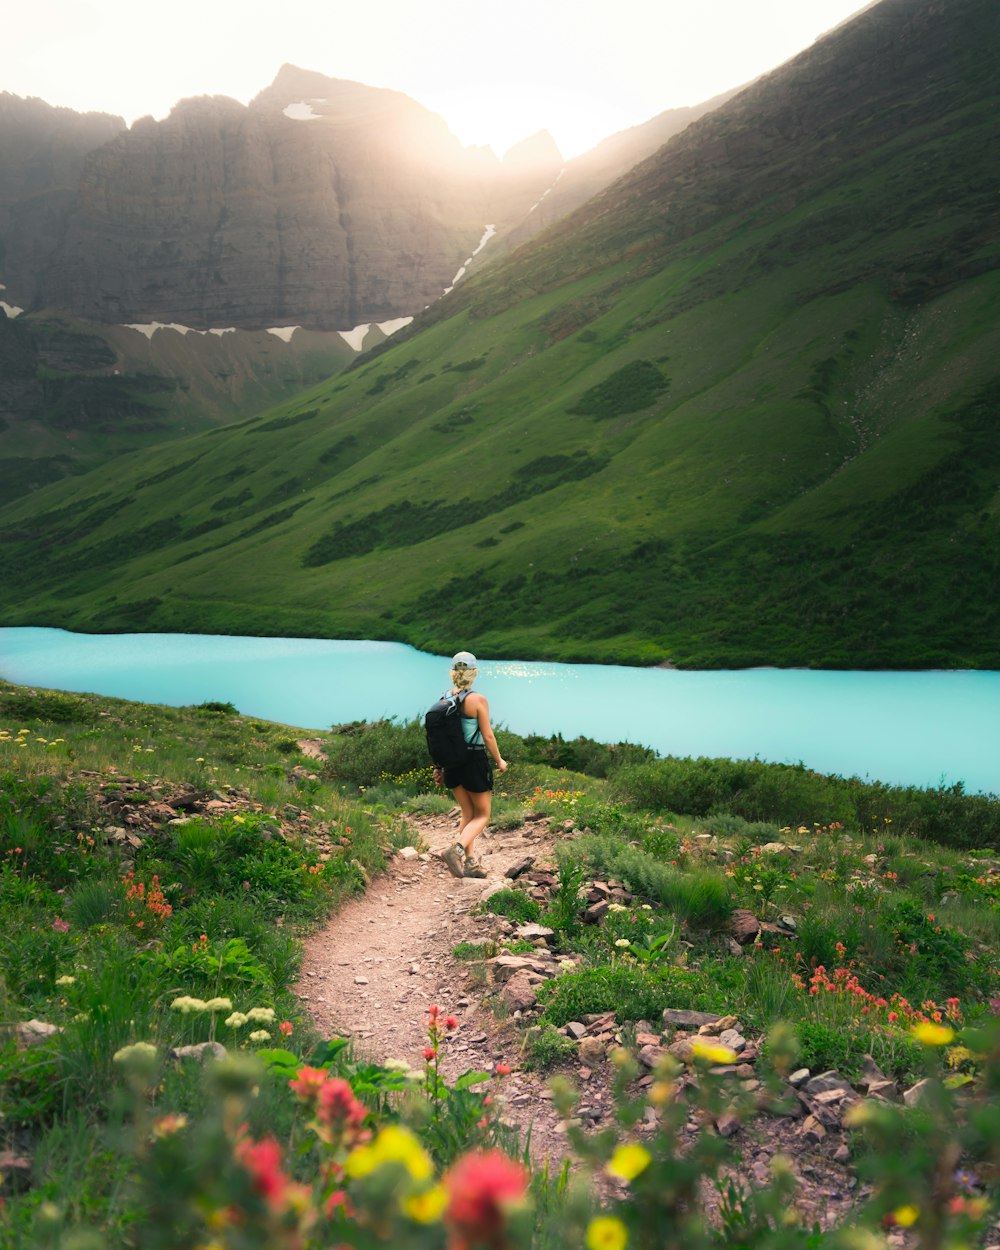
296, 810, 574, 1163
296, 810, 862, 1222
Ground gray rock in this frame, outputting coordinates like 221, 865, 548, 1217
730, 910, 761, 944
803, 1071, 855, 1099
564, 1021, 588, 1040
502, 971, 538, 1012
516, 923, 556, 945
903, 1078, 933, 1107
578, 1036, 606, 1067
397, 846, 419, 860
505, 857, 535, 879
583, 900, 609, 924
800, 1114, 826, 1143
172, 1041, 227, 1062
662, 1008, 722, 1029
15, 1019, 62, 1047
789, 1068, 811, 1087
718, 1028, 747, 1053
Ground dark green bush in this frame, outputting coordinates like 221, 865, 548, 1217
322, 719, 429, 787
612, 756, 1000, 850
480, 888, 541, 924
574, 836, 733, 930
538, 964, 712, 1025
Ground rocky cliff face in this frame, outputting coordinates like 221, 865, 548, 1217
0, 93, 125, 300
21, 67, 561, 330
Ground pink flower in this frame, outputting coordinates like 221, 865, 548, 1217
445, 1016, 459, 1031
279, 1020, 293, 1037
235, 1136, 288, 1208
423, 1046, 437, 1062
288, 1066, 329, 1107
52, 918, 70, 933
444, 1150, 529, 1248
316, 1077, 367, 1133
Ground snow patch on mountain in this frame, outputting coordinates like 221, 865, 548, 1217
283, 101, 325, 122
442, 224, 497, 295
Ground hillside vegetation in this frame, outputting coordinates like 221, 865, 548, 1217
0, 0, 997, 667
1, 680, 999, 1245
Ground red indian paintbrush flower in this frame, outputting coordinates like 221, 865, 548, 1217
444, 1149, 529, 1250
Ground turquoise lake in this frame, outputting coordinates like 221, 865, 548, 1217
1, 627, 997, 795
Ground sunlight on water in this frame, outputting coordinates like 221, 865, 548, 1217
1, 628, 997, 795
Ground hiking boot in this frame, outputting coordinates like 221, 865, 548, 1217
441, 842, 465, 878
463, 856, 487, 879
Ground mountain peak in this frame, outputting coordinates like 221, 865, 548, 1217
502, 129, 563, 169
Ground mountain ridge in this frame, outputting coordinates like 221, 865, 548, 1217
1, 0, 997, 669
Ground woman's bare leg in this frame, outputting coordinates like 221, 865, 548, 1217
451, 786, 476, 839
459, 790, 492, 859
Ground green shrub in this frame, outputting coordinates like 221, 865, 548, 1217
538, 964, 713, 1026
574, 836, 733, 930
523, 1022, 577, 1069
322, 719, 429, 787
480, 888, 541, 924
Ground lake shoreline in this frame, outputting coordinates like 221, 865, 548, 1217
2, 627, 998, 796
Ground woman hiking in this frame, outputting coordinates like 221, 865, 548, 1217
435, 651, 508, 878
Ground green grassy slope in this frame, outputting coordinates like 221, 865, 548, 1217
0, 0, 997, 668
0, 313, 357, 506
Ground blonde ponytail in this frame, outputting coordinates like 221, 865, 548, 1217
451, 666, 477, 692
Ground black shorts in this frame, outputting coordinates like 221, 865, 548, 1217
444, 749, 493, 793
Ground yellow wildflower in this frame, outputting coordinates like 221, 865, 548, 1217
690, 1040, 738, 1065
911, 1022, 955, 1046
346, 1125, 433, 1182
892, 1205, 919, 1228
403, 1184, 448, 1223
606, 1143, 651, 1182
587, 1215, 629, 1250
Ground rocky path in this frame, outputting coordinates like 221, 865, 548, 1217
296, 810, 866, 1226
296, 810, 576, 1164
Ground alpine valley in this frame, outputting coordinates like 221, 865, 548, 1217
1, 0, 998, 669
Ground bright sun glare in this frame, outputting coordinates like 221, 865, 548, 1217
4, 1, 876, 159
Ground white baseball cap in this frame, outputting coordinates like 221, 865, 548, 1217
451, 651, 477, 668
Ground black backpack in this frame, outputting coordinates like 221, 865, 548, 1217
425, 690, 479, 768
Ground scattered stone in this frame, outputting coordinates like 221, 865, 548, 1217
834, 1144, 852, 1164
662, 1008, 722, 1030
354, 976, 369, 985
730, 910, 761, 944
789, 1068, 811, 1087
397, 846, 419, 860
804, 1071, 855, 1099
16, 1019, 62, 1047
578, 1036, 606, 1067
635, 1031, 661, 1048
715, 1111, 741, 1138
903, 1078, 933, 1108
667, 1038, 694, 1063
860, 1054, 889, 1088
814, 1088, 849, 1106
516, 923, 556, 945
502, 971, 538, 1012
639, 1044, 667, 1069
564, 1021, 588, 1040
867, 1079, 900, 1102
800, 1114, 826, 1143
409, 964, 421, 975
505, 857, 535, 879
759, 842, 793, 855
172, 1041, 227, 1062
582, 900, 609, 924
718, 1028, 747, 1053
776, 915, 797, 932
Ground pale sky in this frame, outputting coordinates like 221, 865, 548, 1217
4, 0, 876, 159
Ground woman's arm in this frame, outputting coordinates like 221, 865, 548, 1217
467, 693, 507, 771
